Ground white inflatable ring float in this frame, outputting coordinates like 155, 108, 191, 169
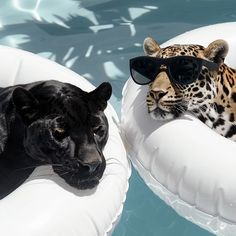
0, 46, 131, 236
121, 22, 236, 235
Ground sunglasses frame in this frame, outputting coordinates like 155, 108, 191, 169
129, 55, 219, 86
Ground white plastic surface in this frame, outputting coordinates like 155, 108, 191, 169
121, 22, 236, 235
0, 46, 131, 236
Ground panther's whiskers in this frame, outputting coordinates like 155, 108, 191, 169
69, 173, 75, 183
15, 165, 42, 171
15, 163, 64, 172
57, 171, 70, 177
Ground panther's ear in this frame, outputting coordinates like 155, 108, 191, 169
204, 39, 229, 65
89, 82, 112, 111
12, 87, 39, 123
143, 37, 161, 56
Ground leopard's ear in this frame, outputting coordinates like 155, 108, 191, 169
143, 37, 161, 56
12, 87, 39, 123
89, 82, 112, 111
204, 39, 228, 65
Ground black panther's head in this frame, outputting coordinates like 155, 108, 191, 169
12, 81, 112, 189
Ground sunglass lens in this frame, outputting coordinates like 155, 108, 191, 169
170, 58, 200, 85
130, 58, 157, 85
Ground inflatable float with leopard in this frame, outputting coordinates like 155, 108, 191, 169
121, 22, 236, 235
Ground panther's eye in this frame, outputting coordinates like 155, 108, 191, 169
53, 127, 68, 141
92, 125, 104, 136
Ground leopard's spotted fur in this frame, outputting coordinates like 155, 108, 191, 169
144, 37, 236, 141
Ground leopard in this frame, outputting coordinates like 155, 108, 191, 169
143, 37, 236, 141
0, 80, 112, 193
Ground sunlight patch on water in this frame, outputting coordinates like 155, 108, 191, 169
144, 6, 159, 10
11, 0, 100, 29
134, 43, 142, 47
85, 45, 94, 58
89, 24, 114, 34
47, 16, 70, 29
121, 17, 136, 36
128, 7, 150, 20
62, 47, 75, 63
12, 0, 41, 21
37, 52, 56, 61
0, 34, 30, 48
65, 56, 79, 68
103, 61, 125, 80
82, 73, 94, 81
77, 7, 99, 25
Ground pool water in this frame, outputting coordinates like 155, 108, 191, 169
1, 0, 236, 235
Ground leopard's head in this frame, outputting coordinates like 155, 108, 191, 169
144, 37, 228, 120
12, 81, 112, 189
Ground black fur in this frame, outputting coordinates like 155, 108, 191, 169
0, 80, 112, 195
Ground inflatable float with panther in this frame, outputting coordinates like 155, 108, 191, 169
0, 45, 131, 236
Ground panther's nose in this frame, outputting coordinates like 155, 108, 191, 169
78, 160, 101, 173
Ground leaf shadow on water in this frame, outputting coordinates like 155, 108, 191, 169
0, 0, 226, 100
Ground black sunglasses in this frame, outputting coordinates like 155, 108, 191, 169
129, 56, 219, 86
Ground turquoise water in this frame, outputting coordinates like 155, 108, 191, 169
0, 0, 236, 235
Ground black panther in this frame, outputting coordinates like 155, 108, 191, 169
0, 80, 112, 193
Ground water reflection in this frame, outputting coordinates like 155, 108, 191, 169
0, 0, 161, 100
13, 0, 41, 21
0, 0, 206, 102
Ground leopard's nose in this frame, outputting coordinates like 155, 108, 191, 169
150, 90, 168, 102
